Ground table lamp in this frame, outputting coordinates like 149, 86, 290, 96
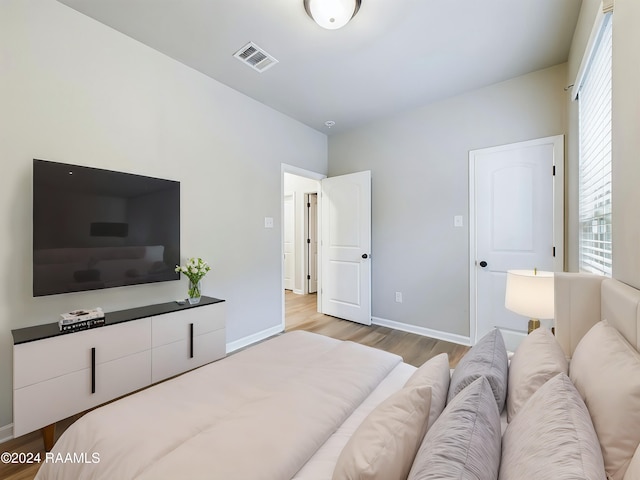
505, 269, 554, 333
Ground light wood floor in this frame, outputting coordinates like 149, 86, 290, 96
0, 414, 82, 480
284, 291, 469, 368
0, 292, 469, 480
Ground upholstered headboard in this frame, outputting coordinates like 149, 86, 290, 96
555, 272, 640, 357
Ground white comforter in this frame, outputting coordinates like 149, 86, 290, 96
36, 331, 402, 480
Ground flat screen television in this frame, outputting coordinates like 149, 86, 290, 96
33, 159, 180, 297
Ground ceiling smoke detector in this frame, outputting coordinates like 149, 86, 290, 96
233, 42, 278, 73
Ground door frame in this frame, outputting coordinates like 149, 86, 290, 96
281, 164, 326, 329
283, 191, 295, 291
305, 192, 318, 294
468, 135, 564, 345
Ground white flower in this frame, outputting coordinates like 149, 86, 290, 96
177, 257, 212, 284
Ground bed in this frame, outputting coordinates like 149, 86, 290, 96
35, 330, 425, 480
35, 272, 640, 480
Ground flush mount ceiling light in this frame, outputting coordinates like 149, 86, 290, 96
304, 0, 361, 30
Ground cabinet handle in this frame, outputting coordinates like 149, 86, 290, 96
91, 347, 96, 394
189, 323, 194, 359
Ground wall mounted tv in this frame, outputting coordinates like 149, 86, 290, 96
33, 159, 180, 297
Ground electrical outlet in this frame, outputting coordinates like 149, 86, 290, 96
395, 292, 403, 303
264, 217, 274, 228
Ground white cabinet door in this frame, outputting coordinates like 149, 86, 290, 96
14, 319, 151, 389
151, 304, 224, 347
151, 302, 226, 382
13, 351, 151, 437
13, 318, 152, 438
151, 329, 226, 383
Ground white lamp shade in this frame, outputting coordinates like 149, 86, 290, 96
304, 0, 360, 29
505, 270, 555, 319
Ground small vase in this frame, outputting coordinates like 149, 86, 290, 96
187, 279, 201, 305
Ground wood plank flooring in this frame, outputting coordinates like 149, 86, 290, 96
284, 291, 469, 368
0, 415, 82, 480
0, 292, 469, 480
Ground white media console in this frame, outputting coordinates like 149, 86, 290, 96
11, 297, 226, 449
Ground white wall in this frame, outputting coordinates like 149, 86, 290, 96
0, 0, 327, 430
283, 173, 320, 294
610, 0, 640, 287
566, 0, 640, 286
328, 64, 567, 340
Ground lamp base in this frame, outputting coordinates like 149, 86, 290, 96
528, 319, 541, 334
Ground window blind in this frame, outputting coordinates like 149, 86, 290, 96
578, 14, 612, 276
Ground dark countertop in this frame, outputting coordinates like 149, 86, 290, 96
12, 296, 225, 345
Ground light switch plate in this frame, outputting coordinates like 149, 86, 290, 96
454, 215, 463, 227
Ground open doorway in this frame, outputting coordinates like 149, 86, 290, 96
281, 165, 373, 329
282, 167, 323, 330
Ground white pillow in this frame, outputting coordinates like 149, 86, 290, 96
404, 353, 450, 430
500, 373, 605, 480
507, 326, 568, 422
570, 320, 640, 480
332, 385, 431, 480
624, 444, 640, 480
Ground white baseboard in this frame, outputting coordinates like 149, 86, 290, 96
371, 316, 471, 346
0, 423, 13, 443
226, 325, 283, 354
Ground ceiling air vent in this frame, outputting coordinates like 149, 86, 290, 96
233, 42, 278, 73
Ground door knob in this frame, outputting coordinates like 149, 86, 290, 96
479, 261, 488, 268
362, 253, 368, 259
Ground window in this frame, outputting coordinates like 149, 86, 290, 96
578, 14, 612, 276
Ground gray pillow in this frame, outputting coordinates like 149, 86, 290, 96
448, 328, 508, 412
499, 373, 606, 480
408, 376, 501, 480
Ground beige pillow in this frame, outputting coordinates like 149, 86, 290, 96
500, 373, 605, 480
507, 326, 568, 422
332, 386, 431, 480
404, 353, 450, 430
570, 320, 640, 480
624, 444, 640, 480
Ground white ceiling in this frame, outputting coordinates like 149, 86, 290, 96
56, 0, 582, 135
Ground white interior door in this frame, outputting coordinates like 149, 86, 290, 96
321, 171, 371, 325
307, 193, 318, 294
283, 192, 295, 291
470, 136, 563, 351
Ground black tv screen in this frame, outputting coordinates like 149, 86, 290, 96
33, 159, 180, 296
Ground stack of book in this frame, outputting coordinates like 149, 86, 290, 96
59, 307, 105, 332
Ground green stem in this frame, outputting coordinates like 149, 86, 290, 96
188, 280, 201, 298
